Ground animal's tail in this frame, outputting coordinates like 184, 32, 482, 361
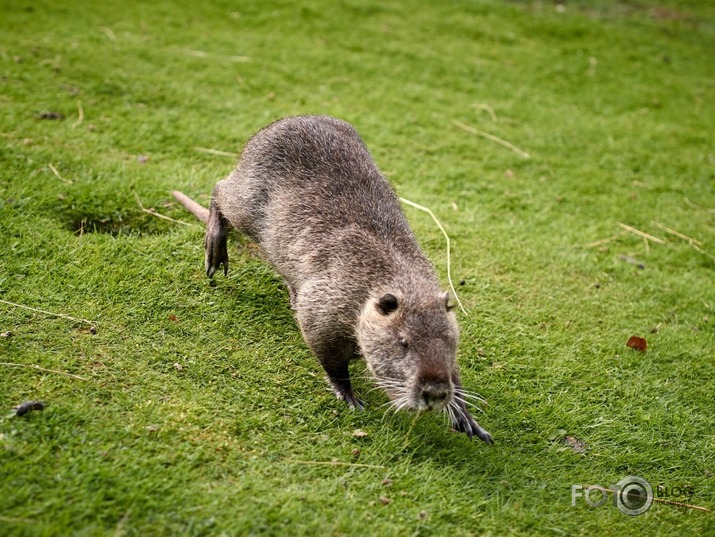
172, 191, 209, 224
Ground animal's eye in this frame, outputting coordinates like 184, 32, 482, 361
398, 337, 408, 349
376, 293, 399, 315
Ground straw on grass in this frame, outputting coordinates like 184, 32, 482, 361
0, 298, 94, 325
0, 362, 88, 381
399, 197, 467, 315
133, 191, 194, 227
452, 120, 530, 159
194, 146, 236, 158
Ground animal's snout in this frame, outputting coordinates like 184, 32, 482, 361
421, 386, 449, 408
418, 374, 452, 410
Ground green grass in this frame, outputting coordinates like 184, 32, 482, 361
1, 0, 714, 534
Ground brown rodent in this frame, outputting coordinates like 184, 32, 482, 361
173, 115, 492, 443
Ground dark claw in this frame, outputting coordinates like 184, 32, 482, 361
204, 228, 229, 278
205, 205, 229, 278
453, 408, 493, 445
336, 388, 364, 411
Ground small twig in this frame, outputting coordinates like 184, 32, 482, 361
71, 100, 84, 129
186, 50, 250, 63
0, 298, 94, 325
617, 223, 666, 245
0, 515, 35, 524
132, 191, 193, 226
0, 362, 88, 381
48, 163, 72, 184
653, 222, 704, 247
684, 197, 715, 213
399, 197, 467, 315
472, 103, 498, 122
286, 460, 385, 469
588, 57, 598, 77
113, 510, 131, 537
100, 26, 117, 42
194, 146, 236, 158
651, 497, 711, 513
452, 120, 530, 159
584, 231, 627, 249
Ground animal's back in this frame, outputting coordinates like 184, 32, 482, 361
219, 116, 414, 243
216, 115, 427, 275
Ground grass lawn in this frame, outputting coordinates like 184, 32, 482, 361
1, 0, 714, 534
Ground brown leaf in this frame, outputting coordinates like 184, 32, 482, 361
626, 335, 647, 352
379, 496, 391, 505
564, 435, 587, 454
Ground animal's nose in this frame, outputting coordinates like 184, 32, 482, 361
421, 385, 450, 409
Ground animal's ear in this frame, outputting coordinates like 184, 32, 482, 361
443, 291, 454, 311
376, 293, 399, 315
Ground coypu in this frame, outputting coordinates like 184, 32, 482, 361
173, 115, 492, 443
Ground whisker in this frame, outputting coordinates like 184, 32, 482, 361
458, 390, 488, 404
453, 395, 485, 414
445, 403, 456, 426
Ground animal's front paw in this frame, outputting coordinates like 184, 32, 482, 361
335, 389, 364, 411
452, 410, 493, 444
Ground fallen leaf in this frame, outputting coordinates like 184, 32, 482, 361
379, 496, 391, 505
626, 335, 647, 352
352, 429, 368, 438
382, 478, 393, 487
173, 362, 183, 371
564, 435, 587, 454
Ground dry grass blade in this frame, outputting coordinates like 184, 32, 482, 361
0, 298, 95, 325
48, 163, 72, 184
0, 362, 88, 381
186, 50, 250, 63
617, 223, 665, 244
653, 222, 704, 247
133, 191, 194, 227
452, 120, 530, 158
285, 460, 385, 469
194, 146, 236, 158
71, 100, 84, 128
399, 197, 467, 315
472, 103, 498, 122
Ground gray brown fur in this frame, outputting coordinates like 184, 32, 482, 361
173, 115, 492, 443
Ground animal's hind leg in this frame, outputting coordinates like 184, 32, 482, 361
205, 195, 230, 278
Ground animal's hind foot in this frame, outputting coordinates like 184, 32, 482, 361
205, 204, 229, 278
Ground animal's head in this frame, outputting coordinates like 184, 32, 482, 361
357, 289, 459, 412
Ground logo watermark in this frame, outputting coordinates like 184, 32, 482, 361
572, 476, 709, 516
